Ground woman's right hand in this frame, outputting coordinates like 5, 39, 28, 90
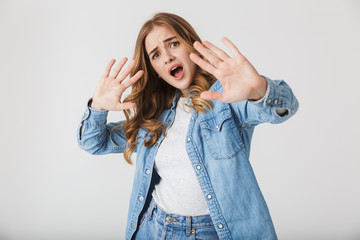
91, 58, 144, 111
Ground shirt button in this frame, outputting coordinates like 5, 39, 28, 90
273, 99, 278, 104
196, 165, 201, 170
166, 216, 174, 222
267, 98, 272, 104
167, 120, 172, 124
146, 169, 150, 174
131, 223, 135, 228
218, 223, 223, 229
207, 194, 212, 199
191, 116, 195, 120
139, 196, 144, 201
216, 125, 219, 129
155, 143, 159, 147
187, 137, 191, 142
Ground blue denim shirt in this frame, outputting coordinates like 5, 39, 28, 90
77, 76, 299, 240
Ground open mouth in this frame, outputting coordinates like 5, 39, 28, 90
170, 66, 184, 79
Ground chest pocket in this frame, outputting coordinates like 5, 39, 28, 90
200, 107, 244, 160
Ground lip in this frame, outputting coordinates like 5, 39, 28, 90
168, 64, 184, 80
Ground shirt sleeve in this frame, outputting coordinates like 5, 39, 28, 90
229, 75, 299, 127
76, 98, 128, 155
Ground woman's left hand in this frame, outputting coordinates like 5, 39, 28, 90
190, 37, 267, 103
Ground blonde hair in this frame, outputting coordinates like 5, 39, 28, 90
113, 12, 216, 164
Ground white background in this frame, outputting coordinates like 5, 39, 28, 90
0, 0, 359, 239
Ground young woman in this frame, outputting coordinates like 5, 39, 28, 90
77, 12, 298, 240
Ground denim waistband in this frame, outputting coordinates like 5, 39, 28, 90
146, 197, 214, 230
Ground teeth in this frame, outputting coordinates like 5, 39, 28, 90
171, 66, 179, 71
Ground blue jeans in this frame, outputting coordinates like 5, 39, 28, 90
133, 197, 220, 240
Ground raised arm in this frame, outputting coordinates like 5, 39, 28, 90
77, 58, 143, 155
190, 37, 298, 126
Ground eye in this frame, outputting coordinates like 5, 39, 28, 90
170, 41, 179, 48
152, 52, 159, 60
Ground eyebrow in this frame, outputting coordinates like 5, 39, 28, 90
148, 36, 177, 56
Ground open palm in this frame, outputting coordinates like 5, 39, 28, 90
92, 58, 143, 111
190, 37, 267, 103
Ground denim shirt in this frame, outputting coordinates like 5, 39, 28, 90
77, 75, 299, 240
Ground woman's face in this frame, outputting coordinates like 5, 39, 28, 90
145, 25, 196, 94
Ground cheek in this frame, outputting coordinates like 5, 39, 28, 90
183, 53, 196, 72
189, 60, 196, 76
151, 62, 162, 75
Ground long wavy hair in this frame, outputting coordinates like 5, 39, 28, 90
112, 12, 216, 164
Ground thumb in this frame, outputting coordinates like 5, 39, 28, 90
200, 91, 224, 101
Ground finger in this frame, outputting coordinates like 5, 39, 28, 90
193, 41, 222, 67
202, 40, 230, 60
117, 59, 136, 83
102, 59, 116, 78
189, 53, 217, 76
222, 37, 243, 57
114, 102, 136, 111
200, 91, 224, 102
122, 70, 144, 89
110, 57, 128, 79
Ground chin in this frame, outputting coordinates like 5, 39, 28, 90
176, 80, 193, 92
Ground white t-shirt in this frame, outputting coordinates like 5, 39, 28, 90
151, 97, 210, 216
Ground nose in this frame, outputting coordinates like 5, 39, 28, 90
164, 51, 175, 64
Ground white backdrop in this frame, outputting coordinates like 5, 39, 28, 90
0, 0, 359, 239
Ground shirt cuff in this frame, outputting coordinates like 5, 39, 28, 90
80, 98, 109, 123
248, 75, 289, 116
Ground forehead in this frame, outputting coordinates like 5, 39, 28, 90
145, 25, 176, 53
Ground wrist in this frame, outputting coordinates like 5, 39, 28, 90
249, 76, 267, 101
89, 98, 105, 110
